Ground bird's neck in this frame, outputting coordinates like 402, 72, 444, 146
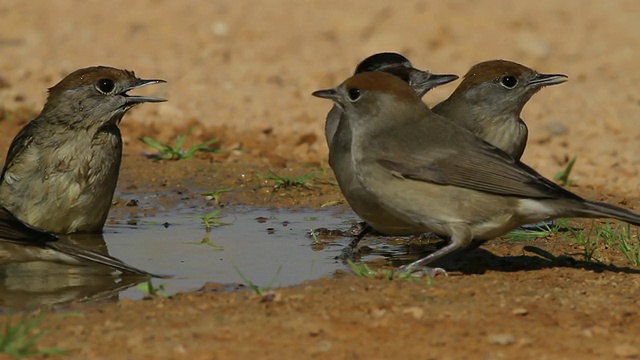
38, 105, 124, 134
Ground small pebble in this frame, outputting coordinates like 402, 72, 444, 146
516, 32, 551, 58
487, 334, 515, 346
614, 344, 639, 358
402, 306, 424, 320
546, 120, 568, 136
211, 22, 229, 36
512, 308, 528, 316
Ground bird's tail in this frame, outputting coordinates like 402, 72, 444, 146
579, 200, 640, 227
47, 241, 167, 278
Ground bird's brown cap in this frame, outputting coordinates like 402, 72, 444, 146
455, 59, 567, 92
47, 66, 166, 104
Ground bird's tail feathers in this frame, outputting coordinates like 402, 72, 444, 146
580, 201, 640, 227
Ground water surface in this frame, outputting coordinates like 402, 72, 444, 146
0, 206, 363, 310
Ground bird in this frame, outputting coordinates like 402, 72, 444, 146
0, 66, 166, 234
433, 59, 567, 160
0, 205, 158, 276
324, 57, 566, 255
432, 60, 568, 240
312, 71, 640, 275
325, 52, 459, 148
322, 53, 458, 255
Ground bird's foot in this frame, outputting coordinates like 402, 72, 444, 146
337, 245, 361, 260
519, 220, 555, 232
398, 264, 448, 278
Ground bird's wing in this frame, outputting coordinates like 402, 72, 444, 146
374, 121, 581, 201
0, 123, 36, 182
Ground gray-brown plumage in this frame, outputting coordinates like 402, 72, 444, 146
313, 71, 640, 274
325, 52, 458, 148
0, 206, 157, 276
0, 66, 165, 234
433, 60, 567, 159
322, 57, 566, 255
323, 53, 458, 250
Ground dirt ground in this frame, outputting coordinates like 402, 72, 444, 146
2, 0, 640, 358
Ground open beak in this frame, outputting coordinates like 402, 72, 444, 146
528, 73, 568, 88
122, 79, 167, 103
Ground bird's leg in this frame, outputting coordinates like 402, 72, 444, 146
462, 239, 488, 253
519, 220, 555, 232
338, 224, 373, 259
398, 227, 473, 277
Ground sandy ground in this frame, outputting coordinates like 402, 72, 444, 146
1, 0, 640, 358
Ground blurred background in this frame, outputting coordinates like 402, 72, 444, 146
0, 0, 639, 195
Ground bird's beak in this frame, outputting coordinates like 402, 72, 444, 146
423, 73, 459, 88
312, 88, 341, 102
122, 79, 167, 103
528, 73, 568, 88
312, 88, 346, 110
412, 72, 459, 97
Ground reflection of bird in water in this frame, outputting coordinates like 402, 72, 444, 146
0, 206, 161, 309
0, 267, 146, 310
0, 206, 156, 275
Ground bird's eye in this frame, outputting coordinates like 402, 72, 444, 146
96, 78, 115, 94
347, 88, 361, 102
499, 75, 518, 89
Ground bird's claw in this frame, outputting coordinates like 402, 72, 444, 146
398, 264, 448, 278
337, 245, 360, 260
518, 220, 555, 232
426, 267, 448, 277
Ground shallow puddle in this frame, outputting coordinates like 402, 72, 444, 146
0, 206, 372, 310
111, 207, 356, 297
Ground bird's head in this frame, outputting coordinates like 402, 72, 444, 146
43, 66, 166, 129
355, 52, 458, 98
450, 59, 567, 115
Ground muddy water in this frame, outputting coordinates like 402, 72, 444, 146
111, 207, 356, 295
0, 206, 367, 310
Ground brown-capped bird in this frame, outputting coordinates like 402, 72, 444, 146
313, 71, 640, 275
323, 53, 458, 254
0, 66, 166, 234
433, 59, 567, 160
322, 58, 566, 255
